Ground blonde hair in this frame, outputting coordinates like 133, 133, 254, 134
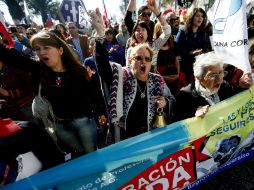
129, 43, 153, 59
153, 22, 162, 40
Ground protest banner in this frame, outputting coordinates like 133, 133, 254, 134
207, 0, 251, 73
59, 0, 90, 30
3, 86, 254, 190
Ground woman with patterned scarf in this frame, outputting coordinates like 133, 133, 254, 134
95, 39, 175, 142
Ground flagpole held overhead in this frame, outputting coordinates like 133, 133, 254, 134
102, 0, 109, 28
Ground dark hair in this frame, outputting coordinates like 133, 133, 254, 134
55, 23, 68, 37
185, 8, 207, 34
130, 21, 152, 47
138, 5, 149, 16
105, 28, 118, 44
30, 31, 90, 90
229, 135, 241, 144
247, 14, 254, 27
105, 28, 114, 35
49, 28, 66, 41
8, 26, 17, 34
248, 27, 254, 39
56, 23, 67, 31
17, 24, 28, 29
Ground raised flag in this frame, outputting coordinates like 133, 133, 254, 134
59, 0, 90, 30
0, 21, 14, 48
177, 0, 194, 9
207, 0, 251, 73
102, 0, 109, 28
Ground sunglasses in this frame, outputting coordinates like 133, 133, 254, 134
166, 18, 177, 23
141, 12, 152, 17
133, 55, 151, 62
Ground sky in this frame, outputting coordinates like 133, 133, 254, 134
82, 0, 124, 22
0, 0, 127, 25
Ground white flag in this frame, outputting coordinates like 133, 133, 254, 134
23, 0, 30, 17
0, 11, 6, 28
207, 0, 251, 73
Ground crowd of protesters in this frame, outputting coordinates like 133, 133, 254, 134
0, 0, 254, 186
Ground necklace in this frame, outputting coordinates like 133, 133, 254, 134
137, 81, 147, 98
55, 72, 64, 86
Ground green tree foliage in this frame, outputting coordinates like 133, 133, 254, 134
26, 0, 60, 24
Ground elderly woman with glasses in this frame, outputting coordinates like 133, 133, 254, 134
174, 52, 252, 121
95, 39, 175, 142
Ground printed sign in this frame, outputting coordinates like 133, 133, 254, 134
3, 86, 254, 190
59, 0, 89, 30
177, 0, 194, 9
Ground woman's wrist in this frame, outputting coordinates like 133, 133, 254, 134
156, 12, 162, 18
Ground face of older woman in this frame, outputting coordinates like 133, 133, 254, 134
130, 48, 152, 81
199, 64, 224, 92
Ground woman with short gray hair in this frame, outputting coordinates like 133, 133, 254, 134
174, 52, 252, 121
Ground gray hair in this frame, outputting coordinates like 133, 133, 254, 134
193, 52, 224, 78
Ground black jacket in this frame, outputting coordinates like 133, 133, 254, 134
173, 82, 244, 121
0, 44, 106, 119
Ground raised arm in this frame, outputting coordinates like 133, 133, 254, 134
0, 44, 39, 73
147, 0, 171, 49
87, 9, 113, 88
124, 0, 135, 36
94, 39, 113, 88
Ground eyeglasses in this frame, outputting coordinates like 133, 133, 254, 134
133, 55, 151, 62
166, 18, 177, 23
141, 12, 152, 17
206, 71, 227, 81
170, 18, 178, 21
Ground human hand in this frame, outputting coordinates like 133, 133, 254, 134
109, 45, 119, 53
154, 96, 167, 108
87, 9, 105, 37
86, 66, 95, 77
239, 73, 253, 88
195, 105, 209, 118
98, 115, 107, 126
0, 88, 9, 97
146, 0, 159, 15
191, 49, 203, 56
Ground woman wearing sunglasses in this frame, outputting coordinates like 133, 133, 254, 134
0, 31, 107, 158
95, 38, 175, 142
124, 0, 155, 38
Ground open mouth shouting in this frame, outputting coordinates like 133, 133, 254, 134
42, 57, 49, 62
41, 57, 50, 65
137, 34, 145, 43
140, 64, 146, 74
